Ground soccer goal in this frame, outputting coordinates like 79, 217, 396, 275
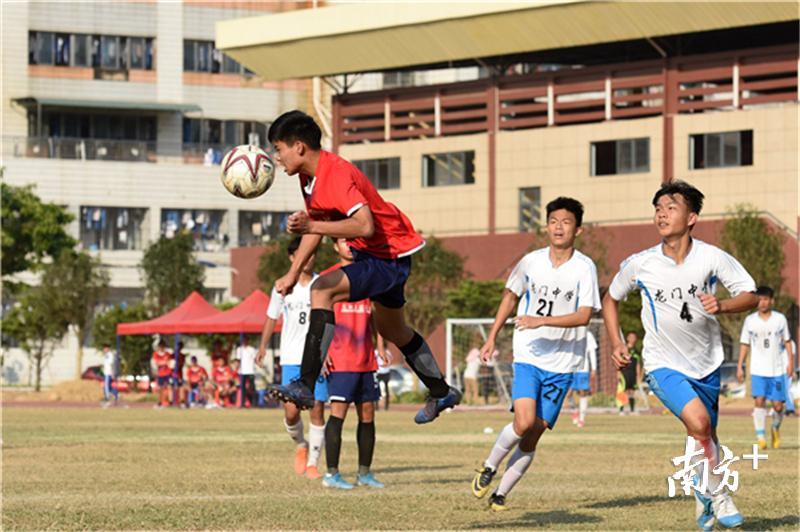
445, 318, 515, 406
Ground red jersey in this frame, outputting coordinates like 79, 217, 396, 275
152, 351, 172, 377
172, 352, 186, 378
322, 264, 377, 373
300, 150, 425, 259
213, 365, 236, 384
187, 365, 208, 385
211, 350, 228, 367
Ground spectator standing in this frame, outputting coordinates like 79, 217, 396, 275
101, 343, 119, 407
237, 337, 258, 408
152, 341, 172, 408
463, 347, 482, 405
375, 336, 393, 411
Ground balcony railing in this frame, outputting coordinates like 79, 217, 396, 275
334, 44, 799, 145
11, 137, 157, 162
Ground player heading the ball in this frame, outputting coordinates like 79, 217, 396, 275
266, 110, 461, 423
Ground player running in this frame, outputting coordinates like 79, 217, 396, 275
569, 329, 597, 428
471, 197, 600, 511
602, 181, 756, 530
737, 286, 794, 449
257, 237, 327, 479
266, 110, 460, 423
321, 238, 387, 490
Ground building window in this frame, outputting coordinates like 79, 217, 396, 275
29, 31, 154, 70
690, 130, 753, 169
238, 211, 291, 246
590, 138, 649, 176
422, 151, 475, 187
184, 40, 244, 75
519, 187, 541, 232
80, 207, 147, 251
353, 158, 400, 190
183, 118, 269, 164
161, 209, 228, 252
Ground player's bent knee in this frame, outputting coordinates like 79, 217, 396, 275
773, 402, 784, 412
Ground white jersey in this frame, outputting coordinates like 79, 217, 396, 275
236, 345, 257, 375
102, 350, 117, 377
576, 330, 598, 373
506, 248, 601, 374
609, 239, 755, 379
740, 311, 790, 377
267, 276, 316, 366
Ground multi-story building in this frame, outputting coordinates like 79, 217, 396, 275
219, 2, 799, 394
1, 1, 312, 384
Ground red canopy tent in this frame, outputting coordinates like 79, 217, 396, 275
181, 289, 279, 334
116, 291, 221, 335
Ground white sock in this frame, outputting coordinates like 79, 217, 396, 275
485, 423, 522, 471
496, 447, 534, 497
579, 396, 589, 422
687, 436, 722, 496
284, 418, 306, 447
753, 407, 767, 438
772, 409, 784, 430
308, 423, 325, 467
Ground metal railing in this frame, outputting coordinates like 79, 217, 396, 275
10, 137, 157, 162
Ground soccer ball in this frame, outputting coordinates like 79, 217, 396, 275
220, 145, 275, 199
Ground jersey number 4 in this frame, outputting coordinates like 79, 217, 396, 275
679, 302, 693, 323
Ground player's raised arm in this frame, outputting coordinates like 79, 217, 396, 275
288, 206, 375, 240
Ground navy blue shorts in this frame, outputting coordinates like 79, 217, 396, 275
328, 372, 380, 404
156, 376, 170, 387
342, 249, 411, 308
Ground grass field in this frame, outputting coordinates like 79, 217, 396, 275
2, 405, 798, 530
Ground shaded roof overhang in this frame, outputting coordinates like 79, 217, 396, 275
13, 97, 201, 113
216, 1, 798, 81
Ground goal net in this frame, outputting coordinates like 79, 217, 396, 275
445, 318, 515, 406
445, 317, 615, 407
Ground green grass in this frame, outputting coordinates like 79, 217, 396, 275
2, 406, 798, 530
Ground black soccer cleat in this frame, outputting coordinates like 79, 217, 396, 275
472, 465, 496, 498
489, 492, 508, 512
268, 380, 314, 410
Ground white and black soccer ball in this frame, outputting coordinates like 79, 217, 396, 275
220, 145, 275, 199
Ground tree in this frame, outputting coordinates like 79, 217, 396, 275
92, 303, 154, 376
44, 251, 110, 378
140, 232, 205, 314
717, 204, 793, 342
256, 236, 339, 291
446, 280, 505, 318
404, 237, 465, 336
1, 181, 76, 279
3, 283, 70, 391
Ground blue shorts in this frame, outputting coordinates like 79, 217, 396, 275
327, 372, 380, 404
751, 375, 785, 402
570, 371, 591, 392
511, 362, 573, 429
646, 367, 721, 428
156, 375, 170, 387
342, 249, 411, 308
281, 364, 328, 402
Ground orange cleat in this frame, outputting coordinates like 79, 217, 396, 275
305, 465, 322, 480
294, 446, 308, 475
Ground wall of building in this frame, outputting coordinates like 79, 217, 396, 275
339, 133, 490, 236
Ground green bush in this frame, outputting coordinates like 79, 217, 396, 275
394, 390, 428, 404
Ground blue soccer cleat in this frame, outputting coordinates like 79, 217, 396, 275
322, 472, 354, 490
414, 386, 462, 424
693, 476, 715, 531
269, 380, 315, 410
713, 492, 743, 528
356, 472, 385, 488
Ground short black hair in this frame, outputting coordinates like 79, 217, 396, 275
756, 286, 774, 298
158, 340, 166, 348
652, 180, 705, 215
190, 356, 198, 363
546, 197, 584, 227
267, 110, 322, 150
287, 236, 302, 256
